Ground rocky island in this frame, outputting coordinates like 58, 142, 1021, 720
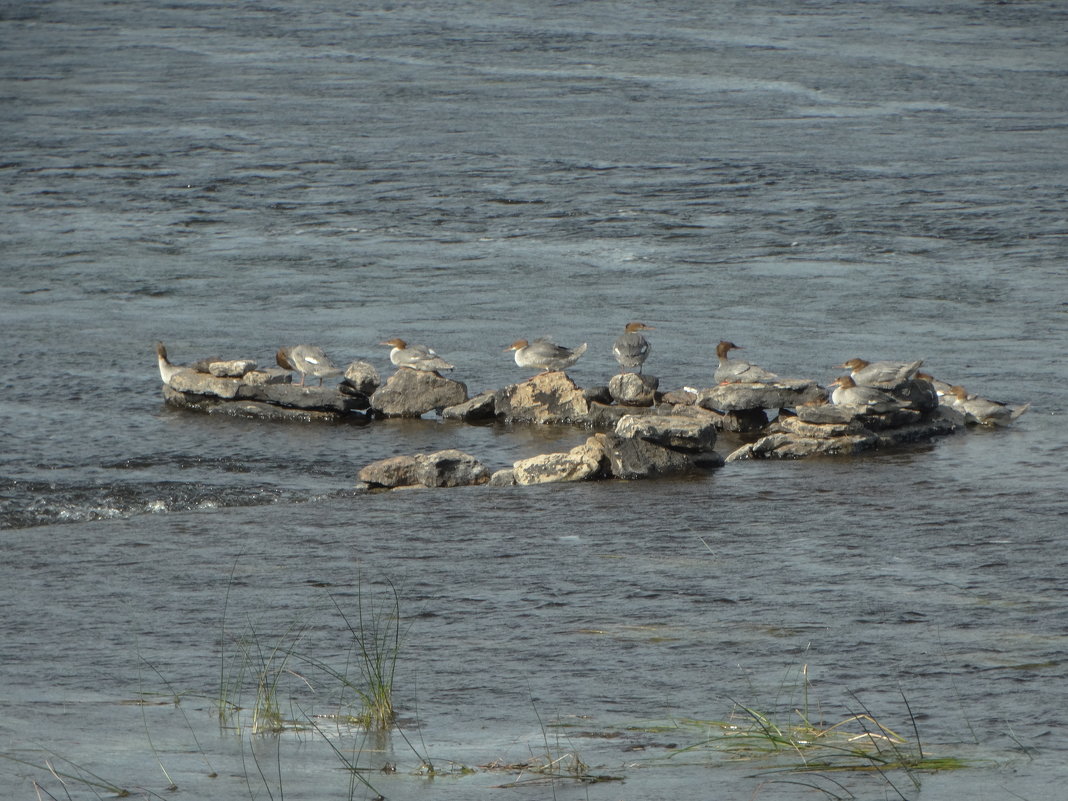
154, 340, 1028, 490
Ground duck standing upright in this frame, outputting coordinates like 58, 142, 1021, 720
380, 338, 454, 373
713, 341, 778, 384
276, 345, 343, 387
506, 338, 587, 375
839, 357, 923, 387
612, 322, 654, 374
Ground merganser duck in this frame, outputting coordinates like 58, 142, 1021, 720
915, 371, 955, 397
945, 385, 1030, 427
506, 338, 587, 373
839, 357, 923, 388
829, 374, 898, 408
379, 338, 454, 372
714, 341, 778, 384
612, 322, 654, 374
155, 342, 186, 384
275, 345, 343, 387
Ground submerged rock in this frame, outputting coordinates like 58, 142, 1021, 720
370, 369, 468, 417
496, 371, 590, 425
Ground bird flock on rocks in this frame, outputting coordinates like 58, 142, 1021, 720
157, 323, 1029, 427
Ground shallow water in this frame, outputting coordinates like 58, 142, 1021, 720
2, 0, 1068, 798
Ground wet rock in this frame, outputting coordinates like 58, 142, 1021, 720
600, 433, 701, 480
726, 432, 878, 461
696, 379, 827, 412
717, 408, 770, 433
358, 450, 489, 488
585, 401, 658, 429
489, 468, 517, 487
892, 378, 939, 413
238, 383, 363, 413
608, 373, 659, 407
496, 371, 590, 425
512, 437, 606, 485
583, 385, 613, 405
207, 359, 257, 378
370, 369, 468, 417
727, 410, 957, 461
164, 368, 243, 399
615, 414, 717, 453
342, 360, 381, 396
162, 386, 359, 422
414, 449, 490, 488
442, 391, 498, 422
358, 455, 421, 488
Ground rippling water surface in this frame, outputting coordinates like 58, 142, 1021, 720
2, 1, 1067, 798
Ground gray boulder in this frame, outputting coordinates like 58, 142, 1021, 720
512, 437, 606, 485
342, 361, 382, 396
442, 391, 498, 422
496, 371, 590, 425
599, 433, 701, 480
615, 414, 717, 453
414, 449, 490, 488
608, 373, 659, 407
489, 469, 517, 487
358, 450, 489, 488
370, 369, 468, 417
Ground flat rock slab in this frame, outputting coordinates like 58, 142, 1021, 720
162, 386, 359, 423
370, 369, 468, 417
496, 371, 590, 424
727, 414, 957, 461
697, 379, 827, 412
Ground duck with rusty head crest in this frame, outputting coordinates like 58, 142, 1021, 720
713, 340, 778, 384
379, 338, 454, 373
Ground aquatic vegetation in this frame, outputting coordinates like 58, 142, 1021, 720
662, 666, 968, 797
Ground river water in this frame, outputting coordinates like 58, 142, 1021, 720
2, 1, 1067, 798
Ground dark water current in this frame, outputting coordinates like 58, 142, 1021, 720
2, 1, 1067, 798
